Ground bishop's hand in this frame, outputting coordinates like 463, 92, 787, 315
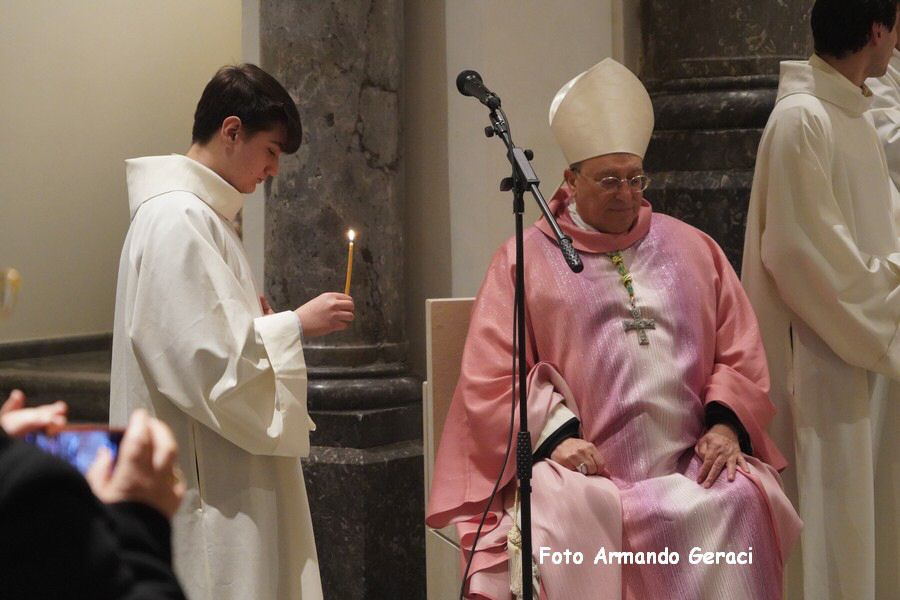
550, 438, 609, 477
259, 295, 275, 315
695, 423, 748, 488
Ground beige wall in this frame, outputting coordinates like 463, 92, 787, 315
444, 0, 615, 297
403, 0, 453, 377
241, 0, 266, 293
0, 0, 241, 342
614, 0, 643, 72
404, 0, 621, 375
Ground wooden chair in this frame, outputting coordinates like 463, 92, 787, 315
423, 298, 474, 599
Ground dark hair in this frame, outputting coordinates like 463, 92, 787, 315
812, 0, 899, 58
192, 63, 302, 153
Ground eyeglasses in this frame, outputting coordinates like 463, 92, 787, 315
575, 171, 650, 193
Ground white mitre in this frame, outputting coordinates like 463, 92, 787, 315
549, 58, 654, 164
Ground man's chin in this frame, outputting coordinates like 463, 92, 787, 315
603, 212, 638, 233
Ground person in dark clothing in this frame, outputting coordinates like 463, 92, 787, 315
0, 390, 186, 599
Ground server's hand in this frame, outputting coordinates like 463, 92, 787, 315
295, 292, 355, 337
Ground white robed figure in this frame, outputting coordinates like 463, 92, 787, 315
110, 65, 354, 600
742, 2, 900, 598
868, 45, 900, 187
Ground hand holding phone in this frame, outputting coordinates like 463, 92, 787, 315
86, 410, 184, 519
25, 426, 124, 475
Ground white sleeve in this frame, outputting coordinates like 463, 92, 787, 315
868, 107, 900, 191
127, 205, 314, 457
760, 107, 900, 379
533, 402, 578, 454
866, 75, 900, 207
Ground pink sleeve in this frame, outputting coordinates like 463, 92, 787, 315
701, 239, 788, 471
427, 240, 570, 528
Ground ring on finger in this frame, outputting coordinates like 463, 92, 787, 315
577, 462, 588, 475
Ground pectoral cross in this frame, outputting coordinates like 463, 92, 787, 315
623, 305, 655, 346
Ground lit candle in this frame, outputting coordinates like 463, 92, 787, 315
344, 230, 356, 295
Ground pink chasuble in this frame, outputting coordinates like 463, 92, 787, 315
427, 186, 801, 599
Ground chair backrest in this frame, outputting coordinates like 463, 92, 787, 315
423, 298, 475, 599
423, 297, 474, 504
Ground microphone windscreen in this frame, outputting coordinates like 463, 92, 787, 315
456, 70, 480, 95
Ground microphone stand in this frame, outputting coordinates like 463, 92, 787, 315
482, 106, 582, 600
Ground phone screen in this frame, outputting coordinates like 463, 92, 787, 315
25, 427, 124, 475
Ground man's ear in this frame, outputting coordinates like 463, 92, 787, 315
564, 168, 577, 188
221, 116, 242, 145
872, 21, 890, 46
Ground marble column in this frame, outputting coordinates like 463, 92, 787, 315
641, 0, 814, 272
260, 1, 424, 598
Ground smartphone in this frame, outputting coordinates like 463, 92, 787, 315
25, 425, 125, 475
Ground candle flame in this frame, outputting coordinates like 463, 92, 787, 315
347, 229, 356, 242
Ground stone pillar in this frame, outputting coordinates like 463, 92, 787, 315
641, 0, 814, 271
260, 1, 424, 598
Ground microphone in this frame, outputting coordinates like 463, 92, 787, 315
456, 70, 501, 110
559, 237, 583, 273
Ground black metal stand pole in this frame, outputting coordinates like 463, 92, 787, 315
513, 183, 533, 600
482, 107, 582, 600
